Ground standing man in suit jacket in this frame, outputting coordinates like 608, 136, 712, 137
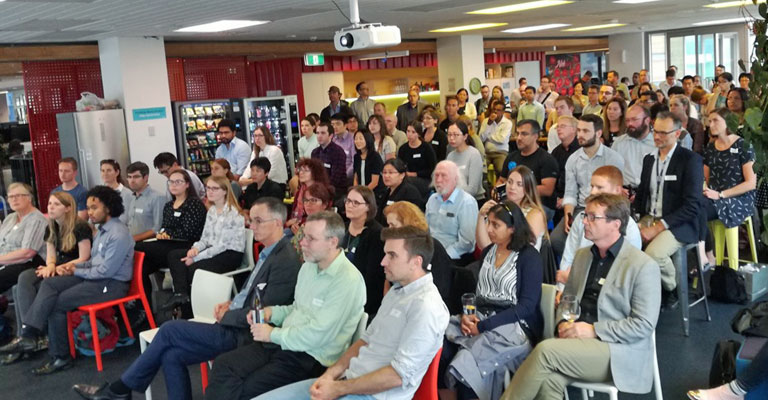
502, 193, 660, 400
73, 197, 301, 400
320, 86, 353, 123
634, 111, 704, 307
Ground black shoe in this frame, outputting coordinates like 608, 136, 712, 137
31, 356, 74, 375
0, 336, 37, 354
159, 293, 190, 312
73, 383, 132, 400
0, 352, 24, 365
661, 290, 679, 312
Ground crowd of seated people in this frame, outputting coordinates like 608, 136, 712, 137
0, 70, 765, 400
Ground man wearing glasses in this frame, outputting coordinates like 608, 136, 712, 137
152, 152, 206, 200
73, 198, 302, 400
611, 105, 656, 188
502, 193, 660, 400
242, 157, 285, 209
634, 111, 704, 310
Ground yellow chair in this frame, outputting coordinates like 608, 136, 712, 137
709, 216, 758, 270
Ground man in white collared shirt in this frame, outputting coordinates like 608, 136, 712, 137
215, 119, 251, 179
479, 100, 513, 174
536, 76, 559, 114
350, 81, 376, 123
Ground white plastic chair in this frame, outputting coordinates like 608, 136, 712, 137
568, 332, 663, 400
221, 229, 256, 295
139, 270, 235, 400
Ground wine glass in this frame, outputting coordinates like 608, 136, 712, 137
560, 295, 581, 322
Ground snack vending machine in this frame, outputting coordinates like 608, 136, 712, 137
239, 95, 300, 178
172, 99, 246, 179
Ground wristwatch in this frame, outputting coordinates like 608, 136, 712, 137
718, 191, 724, 199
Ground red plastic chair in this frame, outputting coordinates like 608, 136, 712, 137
66, 251, 157, 371
413, 347, 442, 400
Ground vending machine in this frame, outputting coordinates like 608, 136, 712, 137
239, 95, 300, 178
171, 99, 245, 179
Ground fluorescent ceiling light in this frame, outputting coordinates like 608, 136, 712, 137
468, 0, 573, 14
563, 23, 627, 31
613, 0, 661, 3
175, 20, 269, 33
692, 17, 751, 26
430, 23, 508, 32
704, 0, 765, 8
502, 23, 571, 33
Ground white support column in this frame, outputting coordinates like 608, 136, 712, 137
608, 33, 646, 81
437, 35, 486, 106
99, 36, 176, 190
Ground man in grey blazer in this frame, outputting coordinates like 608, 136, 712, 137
502, 193, 660, 400
73, 197, 301, 400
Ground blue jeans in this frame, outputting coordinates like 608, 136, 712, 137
252, 378, 375, 400
739, 341, 768, 392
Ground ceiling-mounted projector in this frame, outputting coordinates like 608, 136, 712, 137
335, 23, 401, 51
333, 0, 401, 51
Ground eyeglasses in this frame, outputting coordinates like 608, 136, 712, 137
253, 134, 265, 138
297, 166, 311, 172
345, 198, 366, 207
205, 185, 223, 192
584, 213, 614, 222
7, 194, 29, 200
167, 179, 186, 186
303, 197, 323, 204
653, 129, 678, 136
251, 217, 276, 225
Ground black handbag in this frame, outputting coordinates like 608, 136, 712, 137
710, 266, 748, 304
708, 340, 741, 387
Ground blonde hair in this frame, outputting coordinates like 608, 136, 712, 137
382, 201, 428, 231
9, 182, 33, 196
47, 192, 80, 253
207, 175, 243, 215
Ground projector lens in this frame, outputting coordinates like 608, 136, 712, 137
340, 33, 353, 48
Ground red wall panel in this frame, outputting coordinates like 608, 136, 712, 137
250, 58, 306, 117
167, 57, 187, 101
182, 57, 249, 100
22, 60, 104, 208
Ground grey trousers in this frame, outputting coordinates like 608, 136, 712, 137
501, 338, 611, 400
13, 268, 42, 337
24, 275, 128, 358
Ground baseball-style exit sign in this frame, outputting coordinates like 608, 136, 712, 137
304, 53, 325, 66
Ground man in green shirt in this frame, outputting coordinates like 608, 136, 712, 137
204, 211, 366, 400
517, 86, 546, 127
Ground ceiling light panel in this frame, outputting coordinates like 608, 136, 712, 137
175, 19, 269, 33
430, 23, 508, 32
563, 23, 627, 31
502, 23, 570, 33
468, 0, 573, 14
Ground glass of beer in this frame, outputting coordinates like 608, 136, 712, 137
462, 293, 476, 316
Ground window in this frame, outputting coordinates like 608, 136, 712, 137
656, 26, 743, 87
649, 33, 667, 83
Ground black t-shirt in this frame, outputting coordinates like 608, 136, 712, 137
44, 220, 93, 264
397, 142, 437, 180
551, 140, 581, 199
580, 237, 623, 324
161, 197, 207, 242
242, 179, 284, 210
353, 151, 384, 191
423, 129, 448, 161
501, 147, 559, 210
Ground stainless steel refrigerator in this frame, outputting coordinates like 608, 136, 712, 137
171, 99, 243, 179
56, 109, 130, 189
240, 95, 300, 178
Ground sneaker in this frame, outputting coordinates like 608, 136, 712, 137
687, 384, 744, 400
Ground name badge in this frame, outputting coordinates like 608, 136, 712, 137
664, 175, 677, 181
350, 247, 356, 254
135, 208, 144, 214
598, 278, 606, 286
386, 200, 394, 206
447, 212, 456, 217
439, 208, 448, 216
389, 309, 402, 318
413, 153, 421, 159
98, 243, 103, 251
174, 211, 182, 217
730, 147, 739, 154
257, 283, 267, 290
324, 163, 331, 169
12, 225, 18, 230
459, 165, 466, 169
431, 140, 439, 145
312, 298, 324, 307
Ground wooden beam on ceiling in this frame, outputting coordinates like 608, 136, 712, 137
484, 37, 609, 52
0, 62, 23, 76
0, 44, 98, 62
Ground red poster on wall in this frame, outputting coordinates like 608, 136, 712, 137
546, 54, 580, 96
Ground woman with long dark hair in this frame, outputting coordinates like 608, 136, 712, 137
439, 200, 542, 400
377, 158, 423, 219
211, 158, 242, 200
240, 125, 288, 190
286, 158, 331, 233
100, 159, 132, 214
367, 114, 395, 161
353, 130, 384, 193
446, 120, 484, 200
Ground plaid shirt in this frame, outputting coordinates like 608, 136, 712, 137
312, 141, 348, 193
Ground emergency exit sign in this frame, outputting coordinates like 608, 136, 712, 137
304, 53, 325, 66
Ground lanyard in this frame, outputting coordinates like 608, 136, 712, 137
652, 154, 669, 217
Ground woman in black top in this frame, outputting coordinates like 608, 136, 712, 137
352, 129, 384, 195
135, 169, 206, 305
378, 159, 424, 221
397, 120, 437, 194
420, 109, 448, 162
343, 186, 385, 316
9, 191, 92, 363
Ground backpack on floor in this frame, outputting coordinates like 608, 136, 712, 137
708, 339, 741, 387
709, 266, 748, 304
68, 308, 120, 356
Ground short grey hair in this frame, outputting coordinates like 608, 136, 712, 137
307, 211, 346, 245
433, 160, 463, 189
251, 197, 287, 224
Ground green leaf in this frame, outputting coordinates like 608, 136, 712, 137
745, 107, 763, 132
725, 113, 741, 134
760, 3, 767, 19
